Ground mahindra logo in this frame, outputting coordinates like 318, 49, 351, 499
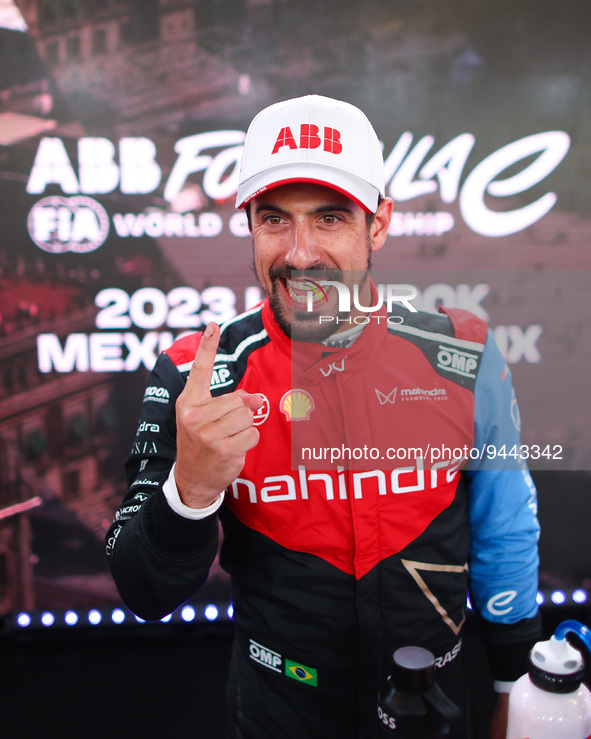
230, 460, 461, 504
319, 358, 347, 377
376, 388, 397, 405
272, 124, 342, 155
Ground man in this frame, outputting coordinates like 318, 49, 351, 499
106, 95, 540, 738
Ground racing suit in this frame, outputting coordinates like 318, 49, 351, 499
106, 298, 540, 738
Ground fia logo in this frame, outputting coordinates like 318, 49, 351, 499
27, 195, 109, 253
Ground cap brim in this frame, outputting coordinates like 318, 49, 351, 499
236, 163, 380, 213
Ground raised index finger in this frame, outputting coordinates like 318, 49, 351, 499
183, 322, 221, 404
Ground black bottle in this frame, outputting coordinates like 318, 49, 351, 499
377, 646, 463, 737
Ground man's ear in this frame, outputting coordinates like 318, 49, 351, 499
370, 197, 393, 254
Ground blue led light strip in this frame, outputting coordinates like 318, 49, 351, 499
12, 600, 234, 631
11, 590, 588, 632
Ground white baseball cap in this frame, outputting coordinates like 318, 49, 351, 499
236, 94, 385, 213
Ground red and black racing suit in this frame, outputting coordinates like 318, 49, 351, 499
106, 299, 540, 738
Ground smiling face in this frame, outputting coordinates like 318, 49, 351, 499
250, 182, 392, 341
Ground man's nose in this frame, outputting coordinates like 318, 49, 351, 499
284, 221, 323, 269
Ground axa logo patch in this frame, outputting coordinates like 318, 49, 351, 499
131, 440, 158, 455
272, 124, 342, 155
249, 639, 318, 687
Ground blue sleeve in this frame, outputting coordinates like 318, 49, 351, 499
467, 330, 540, 625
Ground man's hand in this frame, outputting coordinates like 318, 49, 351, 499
174, 322, 263, 509
489, 692, 509, 739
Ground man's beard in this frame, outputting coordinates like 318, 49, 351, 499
252, 247, 373, 343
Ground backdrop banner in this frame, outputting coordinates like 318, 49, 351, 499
1, 0, 589, 616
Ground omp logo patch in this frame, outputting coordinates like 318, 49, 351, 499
249, 639, 282, 673
210, 363, 233, 390
248, 640, 318, 687
436, 344, 479, 378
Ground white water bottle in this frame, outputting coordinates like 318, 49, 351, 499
506, 622, 591, 739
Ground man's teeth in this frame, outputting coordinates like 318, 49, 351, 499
286, 279, 314, 293
285, 279, 321, 303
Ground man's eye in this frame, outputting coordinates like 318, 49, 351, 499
321, 214, 338, 224
265, 215, 283, 225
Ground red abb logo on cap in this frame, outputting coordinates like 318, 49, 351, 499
272, 124, 342, 155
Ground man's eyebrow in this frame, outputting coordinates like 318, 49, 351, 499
253, 202, 355, 216
312, 203, 355, 215
252, 201, 288, 216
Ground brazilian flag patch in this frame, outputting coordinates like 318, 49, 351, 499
284, 659, 318, 686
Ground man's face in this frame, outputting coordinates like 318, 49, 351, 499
250, 182, 391, 341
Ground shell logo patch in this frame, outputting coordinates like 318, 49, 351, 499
279, 389, 315, 422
